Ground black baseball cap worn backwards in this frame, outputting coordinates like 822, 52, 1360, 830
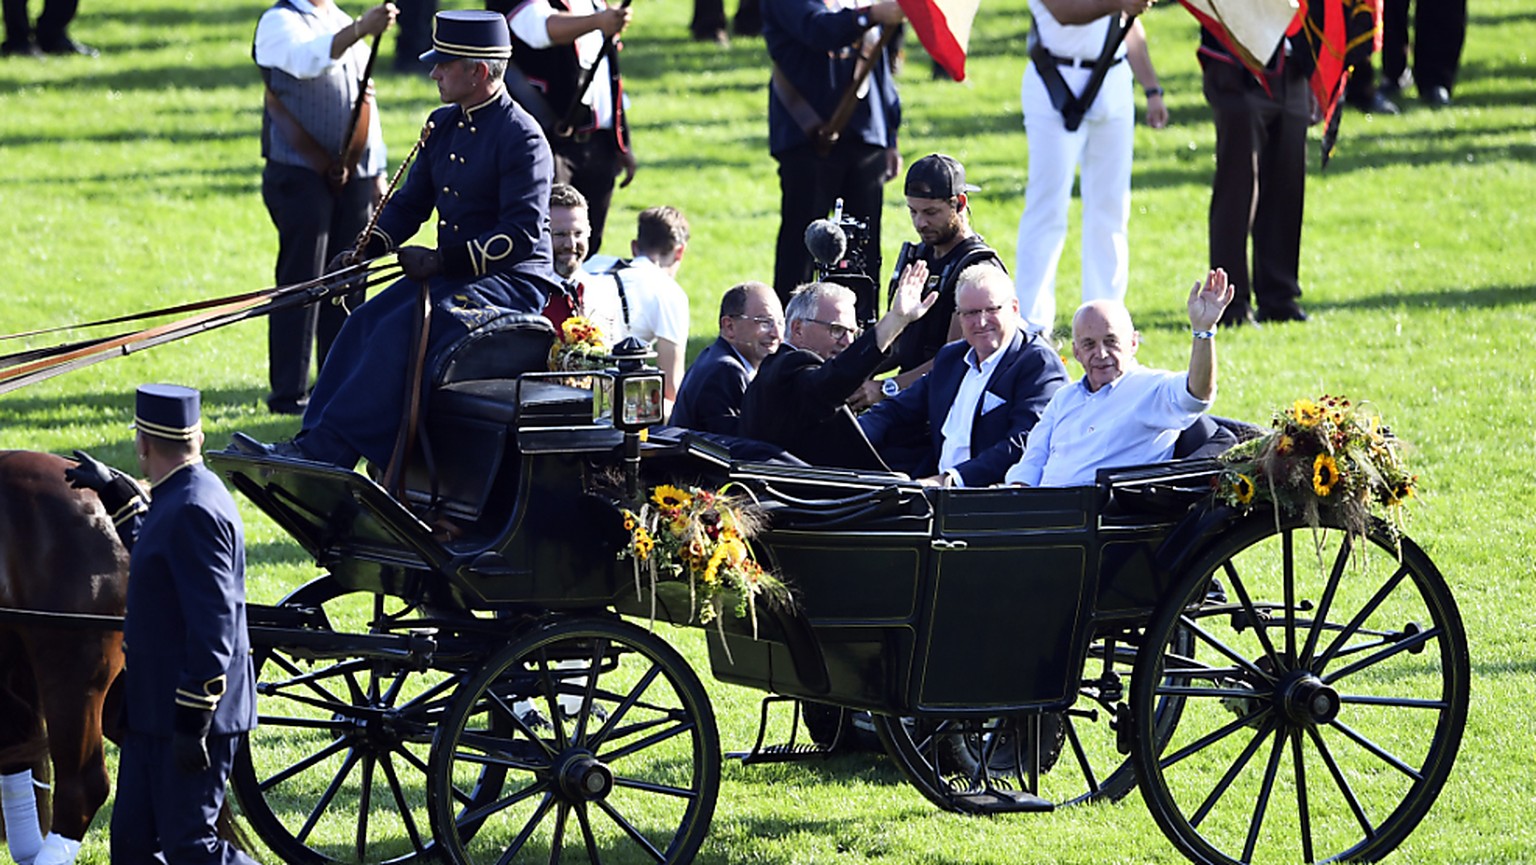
134, 384, 201, 442
904, 153, 981, 199
419, 10, 513, 63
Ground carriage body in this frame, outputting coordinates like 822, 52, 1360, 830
207, 342, 1468, 865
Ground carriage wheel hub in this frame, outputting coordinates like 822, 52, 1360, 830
557, 752, 613, 802
1278, 672, 1340, 726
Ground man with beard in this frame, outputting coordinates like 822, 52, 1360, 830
847, 154, 1006, 412
541, 183, 624, 341
670, 281, 784, 435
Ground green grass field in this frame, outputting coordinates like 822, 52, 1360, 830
2, 0, 1534, 862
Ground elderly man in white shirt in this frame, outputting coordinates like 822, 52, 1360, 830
1005, 268, 1233, 487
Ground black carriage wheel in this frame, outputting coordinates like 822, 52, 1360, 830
1131, 516, 1469, 865
231, 577, 494, 865
871, 627, 1191, 812
428, 617, 720, 865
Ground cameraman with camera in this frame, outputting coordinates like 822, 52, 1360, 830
847, 153, 1006, 412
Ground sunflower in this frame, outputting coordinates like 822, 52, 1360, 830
1276, 434, 1295, 455
631, 529, 654, 560
1233, 473, 1255, 505
1292, 399, 1325, 429
651, 484, 693, 510
1388, 478, 1416, 505
1313, 454, 1340, 497
622, 510, 638, 532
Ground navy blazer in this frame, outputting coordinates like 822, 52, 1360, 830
670, 337, 751, 435
860, 329, 1069, 486
739, 330, 889, 470
121, 462, 256, 737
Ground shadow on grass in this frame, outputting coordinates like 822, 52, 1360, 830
1311, 282, 1536, 315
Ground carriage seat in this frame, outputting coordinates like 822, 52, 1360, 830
403, 313, 593, 522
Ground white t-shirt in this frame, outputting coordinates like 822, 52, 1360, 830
587, 254, 689, 349
505, 0, 617, 130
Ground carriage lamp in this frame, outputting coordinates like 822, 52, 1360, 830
606, 337, 664, 432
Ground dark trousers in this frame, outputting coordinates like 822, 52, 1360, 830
392, 0, 437, 70
2, 0, 76, 46
1203, 59, 1308, 317
772, 139, 886, 307
1382, 0, 1467, 93
553, 134, 621, 257
690, 0, 760, 37
110, 732, 260, 865
261, 161, 372, 410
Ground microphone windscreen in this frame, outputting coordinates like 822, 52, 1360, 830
804, 219, 848, 267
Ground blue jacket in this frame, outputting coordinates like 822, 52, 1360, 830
860, 329, 1069, 486
362, 88, 561, 309
122, 461, 256, 737
762, 0, 900, 156
670, 337, 751, 435
740, 329, 889, 470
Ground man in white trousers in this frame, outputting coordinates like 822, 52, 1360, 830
1013, 0, 1167, 336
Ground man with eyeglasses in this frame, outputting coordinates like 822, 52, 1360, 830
671, 282, 784, 436
739, 266, 936, 469
849, 153, 1007, 413
860, 265, 1068, 486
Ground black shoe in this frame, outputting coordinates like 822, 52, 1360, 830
1421, 86, 1451, 108
267, 396, 309, 416
229, 432, 309, 460
1349, 91, 1399, 115
37, 36, 97, 57
1378, 80, 1404, 101
1, 40, 42, 58
1255, 305, 1308, 324
691, 27, 729, 46
1218, 307, 1258, 329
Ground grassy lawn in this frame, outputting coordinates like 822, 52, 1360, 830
2, 0, 1534, 862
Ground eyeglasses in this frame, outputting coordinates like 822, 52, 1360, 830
550, 229, 589, 242
805, 318, 861, 342
957, 304, 1004, 323
730, 314, 781, 331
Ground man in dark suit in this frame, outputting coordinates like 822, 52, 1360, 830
860, 265, 1068, 486
66, 385, 259, 865
670, 281, 783, 435
739, 265, 936, 469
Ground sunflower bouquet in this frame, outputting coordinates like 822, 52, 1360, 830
1214, 395, 1417, 537
619, 483, 792, 639
549, 315, 609, 373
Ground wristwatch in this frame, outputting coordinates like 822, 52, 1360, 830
881, 379, 901, 397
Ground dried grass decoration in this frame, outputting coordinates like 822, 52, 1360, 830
549, 315, 610, 373
1215, 395, 1417, 540
619, 483, 793, 654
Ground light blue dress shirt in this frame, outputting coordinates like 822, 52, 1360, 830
1004, 364, 1210, 487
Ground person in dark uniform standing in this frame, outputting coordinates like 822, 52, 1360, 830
1200, 25, 1312, 327
1, 0, 95, 56
254, 0, 397, 416
1380, 0, 1466, 108
492, 0, 636, 256
240, 10, 561, 469
762, 0, 905, 305
65, 385, 257, 865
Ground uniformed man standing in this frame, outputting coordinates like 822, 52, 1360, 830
241, 10, 562, 469
66, 385, 258, 865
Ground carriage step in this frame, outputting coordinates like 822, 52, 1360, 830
949, 788, 1056, 814
726, 742, 839, 765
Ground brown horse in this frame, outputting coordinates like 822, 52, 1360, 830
0, 450, 128, 860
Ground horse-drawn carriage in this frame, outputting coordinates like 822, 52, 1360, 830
182, 313, 1467, 865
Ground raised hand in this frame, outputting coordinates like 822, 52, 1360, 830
1187, 267, 1233, 331
889, 260, 939, 324
64, 449, 113, 492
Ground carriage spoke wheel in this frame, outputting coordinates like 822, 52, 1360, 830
232, 577, 490, 865
872, 627, 1191, 812
1131, 516, 1468, 865
429, 617, 719, 865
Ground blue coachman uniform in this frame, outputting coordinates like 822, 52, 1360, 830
105, 385, 259, 865
294, 85, 561, 468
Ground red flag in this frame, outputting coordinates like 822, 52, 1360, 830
897, 0, 979, 82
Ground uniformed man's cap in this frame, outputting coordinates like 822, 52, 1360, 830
904, 153, 980, 199
134, 384, 201, 442
418, 10, 513, 63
